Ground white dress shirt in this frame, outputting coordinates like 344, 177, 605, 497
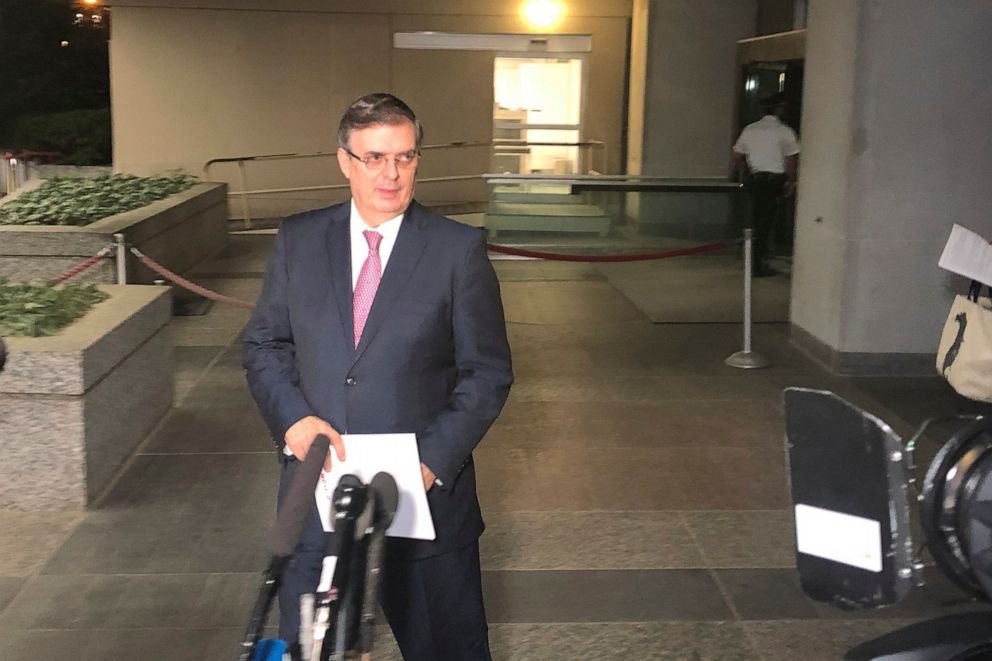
733, 115, 800, 174
349, 200, 403, 288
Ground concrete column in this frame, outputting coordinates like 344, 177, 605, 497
791, 0, 992, 374
636, 0, 757, 178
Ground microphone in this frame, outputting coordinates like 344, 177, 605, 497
357, 472, 399, 654
309, 474, 399, 659
271, 436, 332, 558
369, 471, 400, 527
239, 435, 330, 661
311, 474, 369, 661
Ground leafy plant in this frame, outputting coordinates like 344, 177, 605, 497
0, 173, 196, 226
0, 278, 109, 337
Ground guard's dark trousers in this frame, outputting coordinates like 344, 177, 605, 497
749, 171, 786, 269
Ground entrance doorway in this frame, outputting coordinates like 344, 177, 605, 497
492, 56, 584, 174
739, 59, 804, 133
738, 59, 805, 261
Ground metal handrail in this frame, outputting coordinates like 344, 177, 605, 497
202, 139, 607, 171
230, 174, 484, 197
483, 174, 733, 183
483, 173, 741, 193
203, 139, 610, 228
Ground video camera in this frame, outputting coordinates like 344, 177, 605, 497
785, 388, 992, 660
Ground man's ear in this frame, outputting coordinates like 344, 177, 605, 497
337, 148, 352, 180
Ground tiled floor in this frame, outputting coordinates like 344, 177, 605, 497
2, 233, 991, 660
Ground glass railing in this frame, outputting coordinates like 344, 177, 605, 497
201, 148, 749, 259
478, 174, 745, 258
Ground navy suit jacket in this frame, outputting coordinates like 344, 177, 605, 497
243, 200, 513, 559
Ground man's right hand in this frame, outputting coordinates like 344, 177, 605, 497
284, 416, 345, 470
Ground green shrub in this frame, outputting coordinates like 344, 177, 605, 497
0, 279, 109, 337
12, 108, 112, 165
0, 173, 197, 226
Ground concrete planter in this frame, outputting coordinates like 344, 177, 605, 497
0, 285, 173, 509
0, 181, 228, 284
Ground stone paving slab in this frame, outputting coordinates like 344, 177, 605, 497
0, 233, 986, 660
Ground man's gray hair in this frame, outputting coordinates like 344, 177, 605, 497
337, 93, 424, 152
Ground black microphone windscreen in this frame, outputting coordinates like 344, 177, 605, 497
332, 474, 366, 519
270, 435, 330, 558
370, 472, 399, 528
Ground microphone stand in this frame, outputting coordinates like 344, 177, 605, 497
313, 473, 398, 661
309, 475, 369, 661
239, 435, 330, 661
356, 473, 399, 656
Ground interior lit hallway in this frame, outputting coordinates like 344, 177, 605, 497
1, 232, 989, 661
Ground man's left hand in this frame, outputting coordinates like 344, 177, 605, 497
421, 463, 437, 492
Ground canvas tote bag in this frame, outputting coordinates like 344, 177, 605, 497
936, 281, 992, 402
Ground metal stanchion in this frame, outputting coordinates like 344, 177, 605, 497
114, 233, 128, 284
3, 153, 15, 195
237, 161, 252, 230
725, 228, 770, 369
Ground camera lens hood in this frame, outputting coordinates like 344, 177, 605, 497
921, 416, 992, 600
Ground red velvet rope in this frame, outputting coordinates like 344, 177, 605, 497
54, 248, 111, 283
485, 240, 731, 263
132, 249, 256, 309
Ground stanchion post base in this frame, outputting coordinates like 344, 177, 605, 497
725, 351, 770, 369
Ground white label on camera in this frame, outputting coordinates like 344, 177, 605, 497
794, 504, 883, 572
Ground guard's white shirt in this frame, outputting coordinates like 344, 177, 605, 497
733, 115, 800, 174
282, 201, 404, 456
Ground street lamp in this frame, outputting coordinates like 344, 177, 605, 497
73, 0, 108, 28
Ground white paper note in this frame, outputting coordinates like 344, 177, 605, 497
794, 504, 882, 572
314, 433, 436, 540
938, 223, 992, 286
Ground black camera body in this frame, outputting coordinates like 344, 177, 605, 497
784, 388, 992, 660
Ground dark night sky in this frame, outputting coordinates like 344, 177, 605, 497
0, 0, 110, 145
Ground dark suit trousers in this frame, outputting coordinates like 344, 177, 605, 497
748, 172, 785, 267
276, 455, 492, 661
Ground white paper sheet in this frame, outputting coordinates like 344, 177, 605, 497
938, 223, 992, 287
794, 504, 882, 572
314, 433, 436, 540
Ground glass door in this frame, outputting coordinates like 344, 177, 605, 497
492, 56, 584, 174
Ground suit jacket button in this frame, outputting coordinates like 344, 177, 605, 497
345, 377, 357, 386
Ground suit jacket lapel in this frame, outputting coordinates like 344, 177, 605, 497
354, 202, 428, 358
324, 206, 355, 355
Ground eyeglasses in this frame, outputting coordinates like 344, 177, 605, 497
343, 148, 420, 171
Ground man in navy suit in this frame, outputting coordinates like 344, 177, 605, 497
243, 93, 513, 660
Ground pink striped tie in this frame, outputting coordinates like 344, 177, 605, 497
353, 230, 383, 347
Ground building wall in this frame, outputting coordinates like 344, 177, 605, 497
756, 0, 795, 36
792, 0, 992, 367
789, 0, 859, 351
626, 0, 650, 176
640, 0, 757, 178
109, 1, 631, 217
